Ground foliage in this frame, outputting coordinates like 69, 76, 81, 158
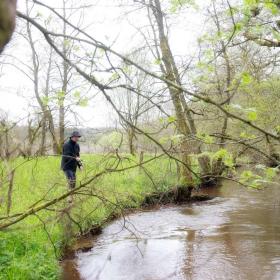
0, 155, 179, 279
169, 0, 197, 12
97, 131, 123, 149
239, 166, 278, 188
2, 0, 280, 278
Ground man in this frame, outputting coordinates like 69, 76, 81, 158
61, 131, 83, 189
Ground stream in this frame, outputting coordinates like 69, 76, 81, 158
65, 178, 280, 280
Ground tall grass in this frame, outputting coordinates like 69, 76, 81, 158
0, 154, 178, 279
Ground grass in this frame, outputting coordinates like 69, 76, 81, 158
0, 154, 179, 279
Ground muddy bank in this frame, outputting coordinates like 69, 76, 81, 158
141, 186, 212, 206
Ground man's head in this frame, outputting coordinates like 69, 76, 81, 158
70, 131, 82, 142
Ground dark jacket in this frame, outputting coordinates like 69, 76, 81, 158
61, 139, 81, 171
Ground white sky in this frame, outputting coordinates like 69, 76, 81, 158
0, 0, 209, 128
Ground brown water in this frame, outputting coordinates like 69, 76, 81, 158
74, 180, 280, 280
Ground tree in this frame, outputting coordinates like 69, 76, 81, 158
0, 0, 17, 53
127, 0, 197, 189
115, 55, 154, 155
241, 0, 280, 164
16, 0, 280, 191
22, 0, 89, 154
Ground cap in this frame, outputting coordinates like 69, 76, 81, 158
70, 131, 82, 138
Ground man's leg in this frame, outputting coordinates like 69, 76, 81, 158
64, 170, 76, 189
64, 170, 76, 204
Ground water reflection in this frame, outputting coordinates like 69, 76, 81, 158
76, 181, 280, 280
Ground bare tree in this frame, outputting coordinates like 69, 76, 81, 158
115, 56, 153, 155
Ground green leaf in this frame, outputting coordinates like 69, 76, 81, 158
122, 65, 131, 74
240, 131, 256, 139
56, 90, 65, 106
196, 132, 214, 144
235, 22, 244, 32
169, 0, 197, 13
239, 170, 262, 188
274, 125, 280, 133
171, 134, 184, 144
247, 110, 257, 121
78, 98, 89, 107
154, 58, 162, 65
109, 72, 119, 81
265, 167, 277, 180
36, 12, 43, 18
241, 72, 252, 85
264, 3, 279, 15
56, 90, 65, 99
243, 0, 259, 7
213, 148, 227, 159
73, 91, 81, 99
63, 39, 71, 48
213, 149, 234, 168
224, 157, 234, 168
167, 116, 177, 123
41, 96, 49, 106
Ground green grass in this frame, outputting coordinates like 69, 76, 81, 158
0, 154, 178, 279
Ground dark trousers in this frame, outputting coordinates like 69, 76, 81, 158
64, 169, 76, 189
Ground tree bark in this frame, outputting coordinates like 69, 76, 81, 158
58, 0, 69, 153
128, 127, 136, 155
151, 0, 195, 188
26, 2, 48, 155
0, 0, 17, 53
6, 169, 15, 216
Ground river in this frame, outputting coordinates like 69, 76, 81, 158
66, 178, 280, 280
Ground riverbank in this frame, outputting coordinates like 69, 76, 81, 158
0, 154, 182, 279
1, 154, 272, 279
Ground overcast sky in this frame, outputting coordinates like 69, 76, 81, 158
0, 0, 208, 128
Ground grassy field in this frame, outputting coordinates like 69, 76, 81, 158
0, 154, 179, 279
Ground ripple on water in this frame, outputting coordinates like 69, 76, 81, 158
77, 184, 280, 280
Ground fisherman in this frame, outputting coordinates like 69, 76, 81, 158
61, 131, 83, 189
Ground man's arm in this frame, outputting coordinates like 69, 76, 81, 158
76, 144, 83, 169
62, 143, 74, 161
76, 144, 80, 158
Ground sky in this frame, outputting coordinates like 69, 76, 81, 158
0, 0, 209, 128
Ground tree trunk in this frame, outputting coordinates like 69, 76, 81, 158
151, 0, 195, 189
266, 136, 280, 167
39, 115, 47, 155
209, 1, 233, 178
58, 0, 69, 154
26, 2, 48, 156
128, 127, 136, 155
48, 112, 60, 154
6, 169, 15, 216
